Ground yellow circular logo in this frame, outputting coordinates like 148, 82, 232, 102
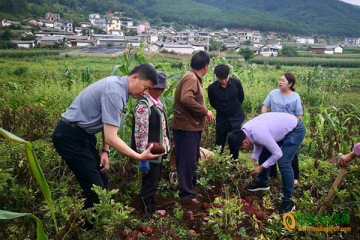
283, 213, 296, 231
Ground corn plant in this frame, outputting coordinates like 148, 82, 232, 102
0, 210, 48, 240
65, 66, 74, 90
0, 128, 57, 231
303, 105, 359, 160
79, 67, 94, 84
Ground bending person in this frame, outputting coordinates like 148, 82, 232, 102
52, 64, 162, 211
228, 112, 306, 214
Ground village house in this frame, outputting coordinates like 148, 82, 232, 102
197, 31, 210, 41
296, 37, 315, 44
161, 42, 194, 54
89, 14, 106, 30
65, 35, 94, 47
126, 36, 141, 47
22, 18, 39, 26
38, 20, 55, 28
121, 18, 133, 28
137, 21, 150, 34
91, 34, 117, 41
1, 19, 20, 27
45, 12, 60, 21
54, 20, 73, 33
38, 36, 64, 46
308, 45, 343, 54
12, 30, 33, 38
80, 22, 92, 28
238, 30, 262, 43
190, 41, 206, 51
97, 37, 127, 46
344, 37, 360, 46
259, 45, 282, 57
224, 43, 239, 51
175, 30, 195, 42
106, 18, 122, 35
11, 40, 35, 48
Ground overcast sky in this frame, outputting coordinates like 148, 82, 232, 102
341, 0, 360, 5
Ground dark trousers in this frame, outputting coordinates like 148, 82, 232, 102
269, 153, 299, 180
216, 122, 241, 159
140, 160, 163, 217
52, 120, 108, 209
173, 129, 201, 198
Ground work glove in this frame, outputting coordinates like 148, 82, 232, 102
139, 160, 150, 173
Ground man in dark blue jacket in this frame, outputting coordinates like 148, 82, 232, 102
208, 64, 245, 160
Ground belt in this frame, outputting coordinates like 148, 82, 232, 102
61, 117, 82, 130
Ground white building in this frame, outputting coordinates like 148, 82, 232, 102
11, 40, 35, 48
162, 43, 194, 54
259, 45, 282, 57
54, 20, 73, 33
121, 18, 133, 28
89, 14, 106, 30
175, 30, 195, 42
238, 30, 262, 43
296, 37, 315, 44
325, 45, 343, 54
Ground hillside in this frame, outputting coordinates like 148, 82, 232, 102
194, 0, 360, 37
121, 0, 307, 34
0, 0, 144, 24
1, 0, 360, 36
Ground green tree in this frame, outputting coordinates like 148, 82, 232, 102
209, 38, 220, 51
244, 40, 252, 46
279, 45, 298, 57
239, 47, 255, 61
0, 29, 17, 40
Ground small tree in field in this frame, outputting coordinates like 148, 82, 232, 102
279, 45, 299, 57
239, 47, 255, 61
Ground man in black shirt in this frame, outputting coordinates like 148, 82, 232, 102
208, 64, 245, 160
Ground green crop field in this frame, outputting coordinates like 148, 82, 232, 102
0, 50, 359, 239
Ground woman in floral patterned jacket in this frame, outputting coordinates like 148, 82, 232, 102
131, 71, 170, 217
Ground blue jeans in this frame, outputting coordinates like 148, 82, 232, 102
257, 120, 306, 203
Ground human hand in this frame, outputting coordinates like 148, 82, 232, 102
206, 110, 215, 123
251, 158, 258, 168
100, 152, 110, 173
249, 165, 265, 176
140, 143, 163, 160
338, 152, 356, 168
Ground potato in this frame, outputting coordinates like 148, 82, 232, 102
146, 142, 165, 154
201, 202, 209, 210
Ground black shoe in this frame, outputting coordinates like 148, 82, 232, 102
246, 182, 270, 191
279, 200, 295, 215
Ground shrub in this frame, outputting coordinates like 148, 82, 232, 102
13, 66, 28, 76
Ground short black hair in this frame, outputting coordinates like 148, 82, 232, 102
214, 64, 230, 80
129, 64, 158, 85
228, 129, 247, 149
190, 51, 210, 70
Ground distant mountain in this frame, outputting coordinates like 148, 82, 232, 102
1, 0, 360, 36
0, 0, 144, 24
193, 0, 360, 36
121, 0, 307, 34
